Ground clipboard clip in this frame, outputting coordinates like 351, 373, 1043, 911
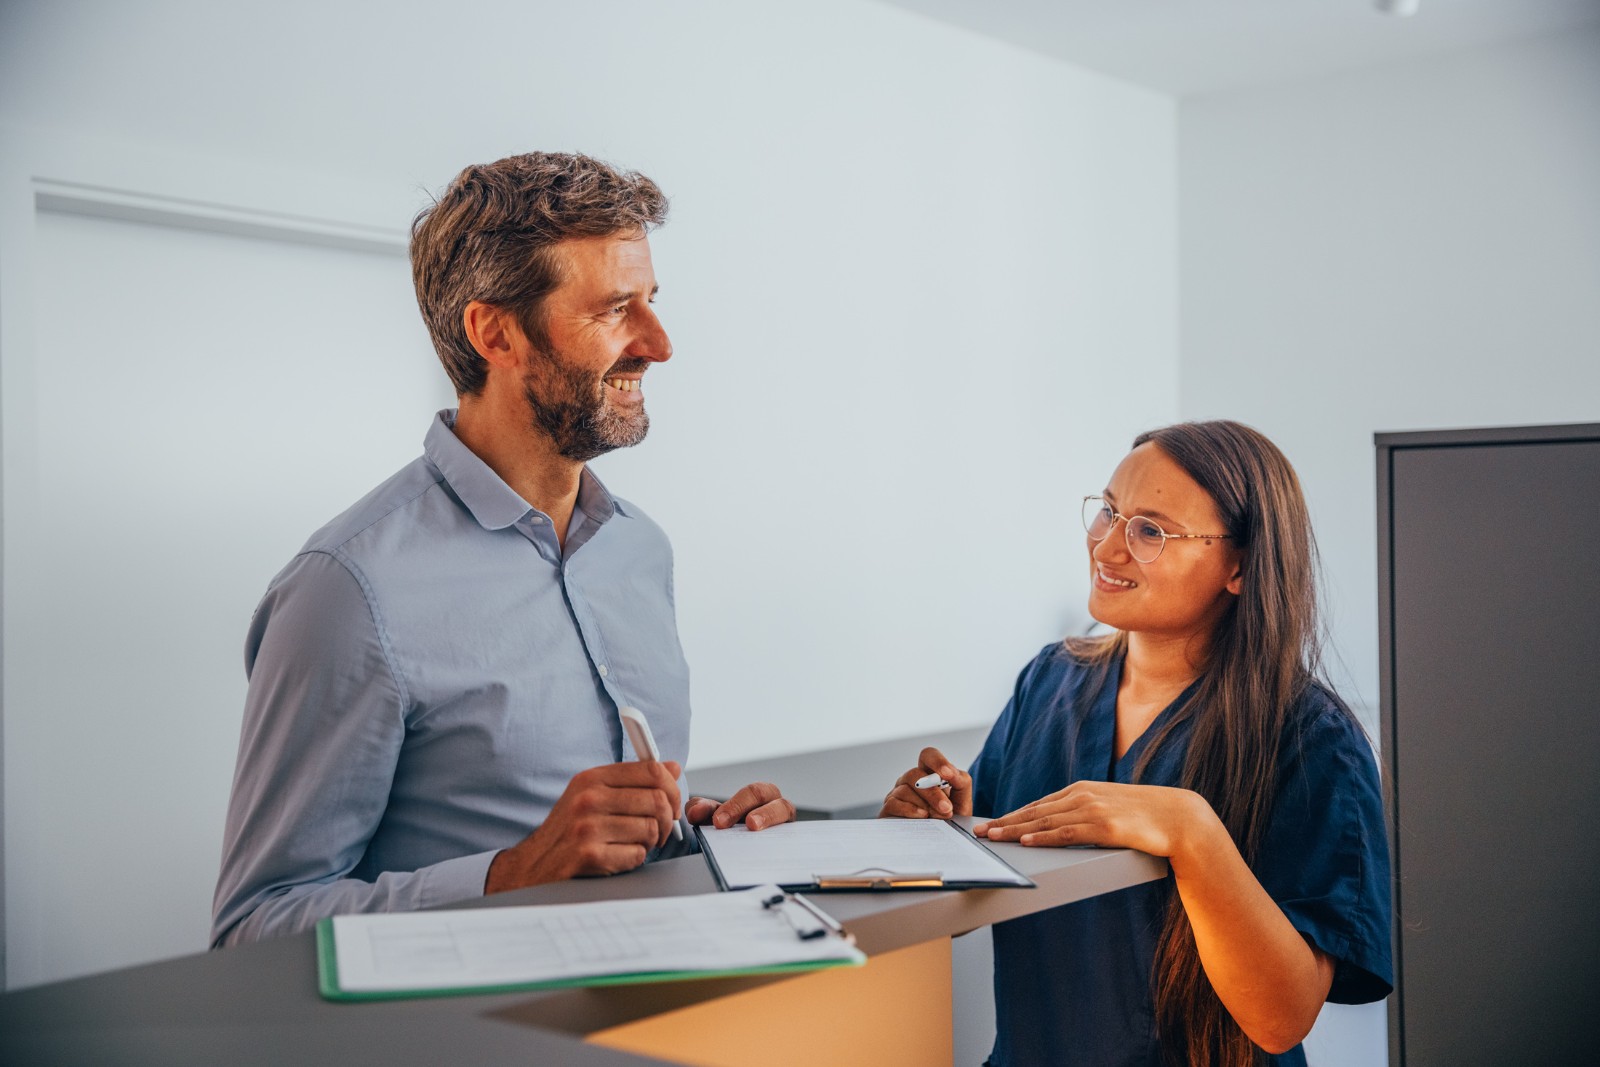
812, 867, 946, 889
762, 892, 855, 943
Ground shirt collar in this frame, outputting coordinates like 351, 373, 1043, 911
424, 409, 628, 530
575, 466, 624, 523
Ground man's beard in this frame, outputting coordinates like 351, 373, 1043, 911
522, 348, 651, 462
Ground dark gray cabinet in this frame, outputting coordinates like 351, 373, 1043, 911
1377, 423, 1600, 1066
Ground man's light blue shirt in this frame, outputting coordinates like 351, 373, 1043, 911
212, 410, 692, 947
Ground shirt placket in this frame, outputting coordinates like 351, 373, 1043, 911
562, 563, 638, 743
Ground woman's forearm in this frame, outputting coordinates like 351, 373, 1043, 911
1171, 808, 1334, 1054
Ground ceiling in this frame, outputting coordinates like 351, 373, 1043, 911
876, 0, 1600, 96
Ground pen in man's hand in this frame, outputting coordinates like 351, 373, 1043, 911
619, 705, 685, 842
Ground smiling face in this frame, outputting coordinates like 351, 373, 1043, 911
520, 232, 671, 461
1087, 442, 1244, 643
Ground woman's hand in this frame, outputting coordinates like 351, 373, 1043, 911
974, 780, 1223, 870
878, 747, 972, 820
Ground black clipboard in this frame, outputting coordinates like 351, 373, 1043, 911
695, 818, 1035, 892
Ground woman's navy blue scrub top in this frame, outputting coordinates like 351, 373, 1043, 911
971, 645, 1393, 1067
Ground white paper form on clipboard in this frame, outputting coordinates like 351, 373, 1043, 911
317, 884, 864, 1001
696, 818, 1035, 891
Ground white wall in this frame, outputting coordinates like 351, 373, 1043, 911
1179, 28, 1600, 1067
3, 210, 447, 990
0, 0, 1177, 987
1180, 28, 1600, 719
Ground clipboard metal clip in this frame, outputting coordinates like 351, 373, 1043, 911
812, 867, 946, 890
761, 891, 855, 943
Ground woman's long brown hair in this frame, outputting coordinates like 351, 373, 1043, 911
1066, 420, 1323, 1067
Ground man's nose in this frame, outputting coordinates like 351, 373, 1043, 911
629, 304, 672, 363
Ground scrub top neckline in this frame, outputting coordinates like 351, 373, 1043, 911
1102, 656, 1202, 782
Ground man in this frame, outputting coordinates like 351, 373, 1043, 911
212, 153, 792, 948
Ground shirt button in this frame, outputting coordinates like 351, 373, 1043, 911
530, 516, 545, 525
598, 665, 609, 677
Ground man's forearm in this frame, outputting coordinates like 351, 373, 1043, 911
213, 849, 496, 947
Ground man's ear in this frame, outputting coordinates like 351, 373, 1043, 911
461, 301, 526, 372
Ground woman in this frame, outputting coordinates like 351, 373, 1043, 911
882, 421, 1391, 1067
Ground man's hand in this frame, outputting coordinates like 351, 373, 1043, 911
685, 782, 796, 832
485, 761, 682, 894
878, 747, 972, 820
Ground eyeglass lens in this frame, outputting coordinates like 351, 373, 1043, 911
1081, 497, 1166, 564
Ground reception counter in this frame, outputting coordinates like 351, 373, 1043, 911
0, 822, 1164, 1066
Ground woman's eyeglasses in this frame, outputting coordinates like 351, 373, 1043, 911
1081, 496, 1232, 564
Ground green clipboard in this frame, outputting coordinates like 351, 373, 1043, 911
315, 887, 864, 1003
